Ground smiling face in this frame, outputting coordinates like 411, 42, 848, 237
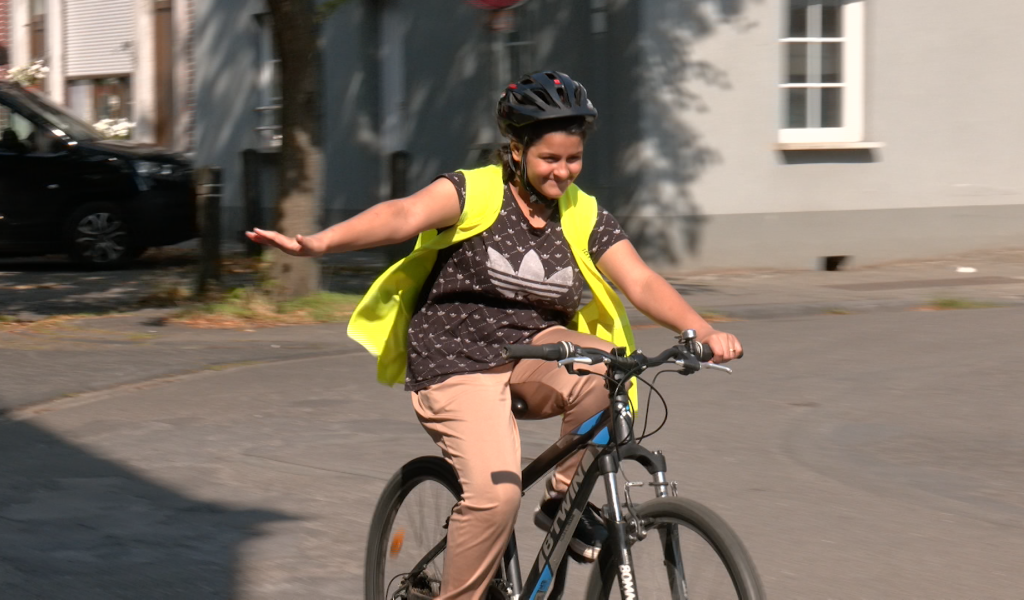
511, 131, 585, 200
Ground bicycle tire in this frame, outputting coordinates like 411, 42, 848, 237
365, 456, 461, 600
585, 497, 766, 600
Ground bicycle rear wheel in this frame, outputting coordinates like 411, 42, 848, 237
365, 456, 461, 600
585, 497, 765, 600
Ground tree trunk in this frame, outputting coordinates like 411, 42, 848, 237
266, 0, 322, 300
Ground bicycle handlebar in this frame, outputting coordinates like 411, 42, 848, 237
501, 340, 578, 361
502, 331, 734, 376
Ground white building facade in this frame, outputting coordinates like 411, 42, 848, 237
7, 0, 193, 150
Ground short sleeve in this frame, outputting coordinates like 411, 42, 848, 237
438, 172, 467, 213
588, 206, 629, 261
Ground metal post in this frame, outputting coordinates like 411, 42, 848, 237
242, 149, 263, 257
195, 166, 222, 296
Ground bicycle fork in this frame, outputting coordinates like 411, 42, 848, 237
609, 447, 689, 600
599, 452, 640, 600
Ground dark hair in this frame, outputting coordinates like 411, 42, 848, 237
494, 116, 593, 184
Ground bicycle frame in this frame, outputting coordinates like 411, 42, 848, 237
395, 369, 686, 600
508, 367, 681, 600
387, 335, 737, 600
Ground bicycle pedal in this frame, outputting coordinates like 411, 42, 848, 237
567, 547, 597, 564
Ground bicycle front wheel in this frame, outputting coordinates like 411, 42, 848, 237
586, 497, 766, 600
365, 456, 461, 600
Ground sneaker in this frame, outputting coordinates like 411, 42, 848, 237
533, 495, 608, 563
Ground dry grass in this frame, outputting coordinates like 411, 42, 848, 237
0, 313, 110, 332
916, 298, 999, 311
168, 288, 362, 329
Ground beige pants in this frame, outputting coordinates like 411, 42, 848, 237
411, 326, 613, 600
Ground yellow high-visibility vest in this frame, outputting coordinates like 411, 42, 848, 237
347, 164, 637, 406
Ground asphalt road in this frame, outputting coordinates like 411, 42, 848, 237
2, 307, 1023, 598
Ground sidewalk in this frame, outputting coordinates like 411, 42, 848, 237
660, 246, 1024, 320
3, 247, 1022, 413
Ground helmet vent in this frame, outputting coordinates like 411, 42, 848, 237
495, 71, 598, 136
532, 88, 556, 108
518, 92, 544, 109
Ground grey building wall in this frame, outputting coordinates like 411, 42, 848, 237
193, 0, 646, 253
194, 0, 1024, 270
320, 0, 383, 224
510, 0, 644, 214
192, 0, 266, 244
321, 0, 647, 226
192, 0, 383, 244
636, 0, 1024, 269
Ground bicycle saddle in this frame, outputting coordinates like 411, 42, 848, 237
511, 395, 529, 419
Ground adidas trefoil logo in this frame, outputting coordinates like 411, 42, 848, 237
486, 247, 573, 301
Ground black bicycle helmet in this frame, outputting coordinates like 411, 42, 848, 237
496, 71, 597, 138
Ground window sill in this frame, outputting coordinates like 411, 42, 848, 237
775, 141, 885, 151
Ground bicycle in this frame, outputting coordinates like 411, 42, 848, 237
365, 329, 766, 599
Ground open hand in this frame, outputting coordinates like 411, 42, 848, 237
245, 228, 327, 257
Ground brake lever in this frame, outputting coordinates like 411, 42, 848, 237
673, 354, 701, 376
672, 356, 733, 375
557, 356, 595, 368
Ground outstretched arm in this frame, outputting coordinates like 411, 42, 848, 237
246, 177, 462, 257
597, 240, 742, 362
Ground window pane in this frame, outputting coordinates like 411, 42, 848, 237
788, 1, 809, 37
821, 42, 842, 83
822, 3, 842, 38
786, 88, 808, 128
787, 43, 808, 83
821, 87, 842, 127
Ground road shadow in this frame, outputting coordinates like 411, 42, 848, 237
0, 248, 206, 318
0, 246, 391, 319
0, 416, 290, 599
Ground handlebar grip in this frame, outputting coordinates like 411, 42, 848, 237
693, 341, 715, 362
693, 341, 743, 361
502, 342, 573, 361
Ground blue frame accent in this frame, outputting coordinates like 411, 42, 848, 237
528, 565, 553, 599
592, 426, 610, 445
572, 411, 604, 435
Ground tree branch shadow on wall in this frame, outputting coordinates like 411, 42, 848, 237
620, 0, 762, 267
0, 417, 289, 599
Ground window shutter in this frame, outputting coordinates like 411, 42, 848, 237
65, 0, 135, 78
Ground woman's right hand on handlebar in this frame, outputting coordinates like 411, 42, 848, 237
698, 329, 743, 364
245, 228, 328, 257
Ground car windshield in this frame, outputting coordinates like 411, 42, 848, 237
7, 86, 102, 142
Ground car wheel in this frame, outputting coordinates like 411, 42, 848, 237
66, 203, 139, 267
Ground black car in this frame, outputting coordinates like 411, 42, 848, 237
0, 82, 196, 266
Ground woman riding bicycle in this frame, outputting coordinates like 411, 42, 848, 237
248, 70, 742, 600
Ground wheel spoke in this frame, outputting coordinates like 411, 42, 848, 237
658, 523, 688, 600
367, 458, 462, 600
382, 481, 452, 597
626, 520, 738, 599
587, 498, 764, 600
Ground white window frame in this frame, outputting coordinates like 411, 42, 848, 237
779, 0, 866, 145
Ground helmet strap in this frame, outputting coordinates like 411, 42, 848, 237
512, 150, 558, 208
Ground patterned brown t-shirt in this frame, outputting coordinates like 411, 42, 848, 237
405, 172, 628, 391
